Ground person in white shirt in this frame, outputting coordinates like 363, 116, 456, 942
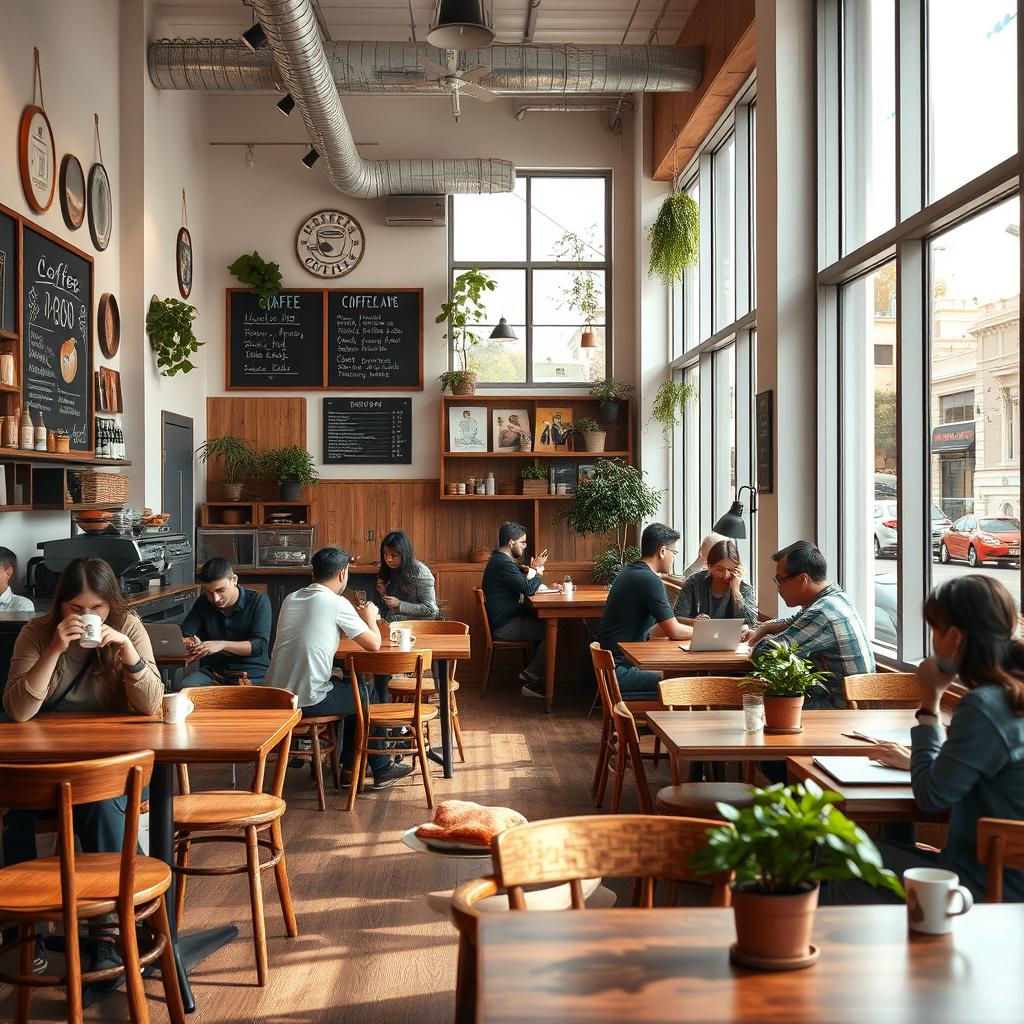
265, 546, 412, 790
0, 547, 34, 613
680, 532, 726, 580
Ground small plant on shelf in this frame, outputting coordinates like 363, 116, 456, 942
228, 251, 283, 306
648, 378, 697, 444
589, 377, 634, 424
195, 436, 258, 502
570, 416, 607, 453
147, 297, 203, 377
436, 268, 497, 396
521, 465, 549, 480
262, 445, 319, 502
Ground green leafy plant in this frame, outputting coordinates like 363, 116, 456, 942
589, 378, 634, 403
195, 436, 258, 486
521, 465, 549, 480
691, 781, 905, 898
570, 416, 602, 434
147, 297, 202, 377
648, 378, 697, 443
558, 459, 662, 583
262, 445, 319, 487
228, 251, 283, 305
436, 268, 497, 373
738, 640, 832, 699
438, 369, 479, 395
553, 230, 602, 328
648, 191, 700, 285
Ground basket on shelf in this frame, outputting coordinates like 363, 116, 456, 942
73, 470, 129, 505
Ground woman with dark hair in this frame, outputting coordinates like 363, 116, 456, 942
376, 530, 439, 623
673, 539, 758, 629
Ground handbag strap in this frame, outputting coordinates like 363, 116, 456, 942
43, 654, 96, 711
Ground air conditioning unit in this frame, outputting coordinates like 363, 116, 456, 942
384, 195, 447, 227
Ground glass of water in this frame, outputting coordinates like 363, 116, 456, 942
742, 691, 765, 733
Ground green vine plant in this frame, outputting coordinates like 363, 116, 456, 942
228, 251, 283, 306
436, 268, 497, 373
648, 191, 700, 285
147, 297, 203, 377
648, 378, 697, 444
553, 229, 602, 327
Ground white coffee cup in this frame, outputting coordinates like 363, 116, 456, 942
162, 692, 195, 725
389, 626, 415, 652
563, 582, 574, 597
904, 867, 974, 934
79, 614, 103, 648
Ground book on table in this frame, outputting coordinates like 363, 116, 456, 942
812, 755, 912, 785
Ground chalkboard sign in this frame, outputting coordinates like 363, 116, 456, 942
22, 225, 93, 451
327, 289, 422, 390
227, 289, 324, 388
756, 390, 773, 494
323, 397, 412, 464
0, 206, 17, 336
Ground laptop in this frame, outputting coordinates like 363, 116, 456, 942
144, 622, 189, 658
687, 618, 745, 653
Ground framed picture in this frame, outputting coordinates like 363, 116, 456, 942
492, 409, 532, 452
88, 161, 112, 251
756, 390, 774, 494
59, 154, 85, 230
177, 226, 193, 299
534, 406, 573, 453
578, 463, 598, 487
448, 405, 487, 452
18, 105, 55, 214
549, 461, 577, 495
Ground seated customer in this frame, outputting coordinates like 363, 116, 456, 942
830, 576, 1024, 903
0, 546, 34, 612
376, 530, 439, 622
747, 540, 873, 707
597, 523, 693, 700
680, 532, 725, 580
265, 546, 411, 790
482, 521, 558, 700
181, 557, 271, 684
674, 539, 758, 629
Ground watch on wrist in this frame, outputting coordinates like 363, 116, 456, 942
914, 707, 939, 722
125, 656, 147, 675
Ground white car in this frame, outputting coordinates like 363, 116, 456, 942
873, 502, 898, 558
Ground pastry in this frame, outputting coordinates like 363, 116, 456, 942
415, 800, 527, 847
60, 337, 77, 383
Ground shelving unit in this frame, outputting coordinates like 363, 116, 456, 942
200, 500, 315, 528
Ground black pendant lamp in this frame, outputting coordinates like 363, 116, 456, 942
427, 0, 495, 49
489, 317, 517, 340
713, 485, 758, 540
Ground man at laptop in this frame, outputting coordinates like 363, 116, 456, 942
597, 523, 693, 700
181, 557, 272, 685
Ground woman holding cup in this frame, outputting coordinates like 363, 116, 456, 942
376, 530, 439, 623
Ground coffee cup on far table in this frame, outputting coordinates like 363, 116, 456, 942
563, 582, 574, 598
389, 626, 415, 652
904, 867, 974, 934
79, 614, 103, 648
162, 692, 195, 725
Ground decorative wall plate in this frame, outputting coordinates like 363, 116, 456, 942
87, 161, 112, 251
97, 292, 120, 358
296, 209, 365, 279
59, 153, 86, 230
18, 105, 55, 213
176, 226, 193, 298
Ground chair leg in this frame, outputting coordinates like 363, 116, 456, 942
346, 725, 366, 811
174, 838, 191, 928
592, 717, 611, 806
14, 921, 34, 1024
65, 911, 84, 1024
118, 900, 150, 1024
652, 736, 661, 769
329, 727, 341, 791
310, 725, 326, 812
451, 694, 467, 763
153, 897, 187, 1024
246, 825, 269, 986
417, 724, 434, 809
271, 818, 299, 938
481, 646, 493, 696
610, 742, 626, 814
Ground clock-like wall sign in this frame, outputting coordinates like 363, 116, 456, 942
296, 209, 365, 279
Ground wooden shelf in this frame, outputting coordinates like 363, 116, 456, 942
440, 494, 574, 501
0, 329, 17, 342
0, 383, 19, 395
0, 504, 31, 512
441, 450, 630, 459
34, 501, 123, 512
0, 450, 122, 466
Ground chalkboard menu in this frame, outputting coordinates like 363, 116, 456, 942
327, 289, 422, 389
22, 225, 93, 451
0, 207, 17, 336
227, 289, 324, 388
323, 397, 412, 464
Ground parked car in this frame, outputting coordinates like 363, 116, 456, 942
931, 505, 953, 554
939, 516, 1021, 568
873, 502, 898, 558
874, 575, 897, 647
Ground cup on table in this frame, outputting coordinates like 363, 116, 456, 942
563, 581, 574, 598
355, 590, 368, 607
78, 614, 103, 648
390, 626, 415, 651
162, 692, 195, 725
741, 691, 765, 733
904, 867, 974, 934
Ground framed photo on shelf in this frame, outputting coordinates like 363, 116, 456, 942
549, 462, 577, 495
578, 463, 599, 487
492, 409, 532, 452
448, 405, 488, 452
534, 406, 573, 452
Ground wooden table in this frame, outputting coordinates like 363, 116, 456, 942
618, 638, 751, 675
526, 586, 609, 713
477, 904, 1024, 1022
0, 708, 299, 1014
335, 632, 471, 779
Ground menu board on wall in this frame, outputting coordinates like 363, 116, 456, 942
0, 206, 18, 336
327, 289, 422, 390
21, 225, 92, 451
323, 397, 412, 464
227, 289, 325, 388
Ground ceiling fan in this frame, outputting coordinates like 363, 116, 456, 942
393, 50, 496, 122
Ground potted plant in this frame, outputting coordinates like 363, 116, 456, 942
558, 459, 662, 584
738, 641, 831, 732
589, 378, 634, 424
195, 436, 258, 502
264, 445, 319, 501
648, 190, 699, 285
570, 416, 607, 453
436, 268, 497, 396
691, 781, 904, 968
554, 230, 602, 349
520, 464, 549, 495
228, 250, 283, 307
648, 378, 697, 444
147, 296, 203, 377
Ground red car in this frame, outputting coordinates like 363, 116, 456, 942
939, 516, 1021, 568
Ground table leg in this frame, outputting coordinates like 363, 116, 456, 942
544, 619, 558, 714
426, 658, 454, 778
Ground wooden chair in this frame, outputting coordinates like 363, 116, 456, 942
288, 717, 340, 812
475, 588, 530, 696
450, 814, 731, 1024
843, 672, 918, 709
345, 650, 436, 809
0, 750, 185, 1024
387, 619, 469, 762
174, 686, 298, 987
977, 818, 1024, 902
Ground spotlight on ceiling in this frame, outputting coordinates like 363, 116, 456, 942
301, 147, 320, 168
241, 22, 268, 51
277, 93, 296, 116
427, 0, 494, 49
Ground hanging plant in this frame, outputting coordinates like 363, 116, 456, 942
554, 229, 602, 328
648, 191, 699, 285
648, 378, 697, 444
147, 296, 203, 377
228, 250, 283, 306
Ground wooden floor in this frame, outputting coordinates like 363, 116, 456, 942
0, 672, 670, 1023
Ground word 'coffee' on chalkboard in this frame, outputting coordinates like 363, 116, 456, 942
323, 397, 411, 465
327, 289, 422, 390
228, 289, 324, 388
22, 225, 93, 450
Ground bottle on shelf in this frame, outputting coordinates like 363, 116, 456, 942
116, 421, 125, 460
3, 412, 16, 448
19, 406, 33, 450
485, 471, 495, 495
34, 409, 47, 451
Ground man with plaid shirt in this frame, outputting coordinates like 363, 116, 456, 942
748, 540, 874, 708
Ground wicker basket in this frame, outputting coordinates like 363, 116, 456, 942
74, 471, 129, 505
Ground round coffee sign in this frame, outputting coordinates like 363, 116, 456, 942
296, 210, 364, 279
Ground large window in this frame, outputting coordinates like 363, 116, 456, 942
450, 172, 610, 386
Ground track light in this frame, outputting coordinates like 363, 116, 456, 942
277, 93, 296, 116
241, 23, 268, 50
301, 147, 320, 168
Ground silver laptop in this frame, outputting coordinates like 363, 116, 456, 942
144, 622, 189, 657
688, 618, 745, 653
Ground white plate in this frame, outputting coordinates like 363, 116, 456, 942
418, 832, 492, 854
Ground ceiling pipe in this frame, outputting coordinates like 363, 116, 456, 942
524, 0, 542, 43
514, 99, 635, 120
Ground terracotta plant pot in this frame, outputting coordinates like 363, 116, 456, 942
581, 430, 607, 452
732, 883, 819, 963
763, 695, 804, 731
452, 372, 477, 397
220, 481, 243, 501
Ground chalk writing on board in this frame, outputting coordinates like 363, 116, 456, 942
323, 398, 412, 465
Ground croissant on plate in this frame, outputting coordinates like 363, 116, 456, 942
415, 800, 527, 847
